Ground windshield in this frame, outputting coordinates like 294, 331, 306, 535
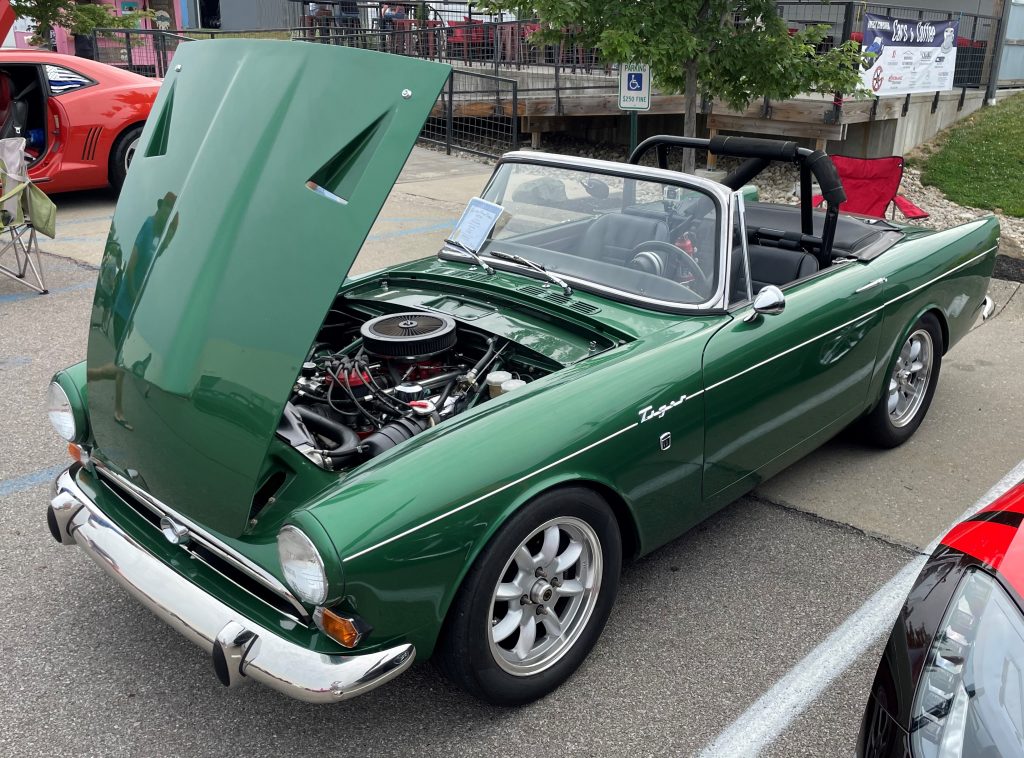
468, 162, 722, 307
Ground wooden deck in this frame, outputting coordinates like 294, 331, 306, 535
432, 89, 910, 146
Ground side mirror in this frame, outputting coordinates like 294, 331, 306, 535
743, 285, 786, 323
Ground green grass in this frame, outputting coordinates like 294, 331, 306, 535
920, 93, 1024, 217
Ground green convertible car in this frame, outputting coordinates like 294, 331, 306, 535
45, 41, 999, 705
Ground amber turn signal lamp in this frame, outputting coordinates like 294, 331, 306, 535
68, 443, 85, 464
314, 607, 370, 649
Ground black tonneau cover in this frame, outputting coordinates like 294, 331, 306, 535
744, 203, 904, 260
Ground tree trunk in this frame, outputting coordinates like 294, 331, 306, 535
682, 58, 699, 174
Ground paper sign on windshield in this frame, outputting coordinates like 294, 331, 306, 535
448, 197, 505, 253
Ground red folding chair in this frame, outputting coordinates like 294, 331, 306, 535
446, 21, 471, 64
812, 155, 929, 220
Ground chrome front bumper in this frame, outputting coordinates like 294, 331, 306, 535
49, 468, 415, 703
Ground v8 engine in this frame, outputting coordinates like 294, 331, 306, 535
278, 309, 548, 470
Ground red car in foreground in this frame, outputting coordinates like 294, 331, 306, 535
0, 49, 158, 193
858, 478, 1024, 756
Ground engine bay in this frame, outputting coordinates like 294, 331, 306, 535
278, 305, 559, 471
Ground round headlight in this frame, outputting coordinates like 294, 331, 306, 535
47, 381, 77, 442
277, 525, 328, 605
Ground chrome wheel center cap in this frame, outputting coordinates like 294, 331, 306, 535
530, 579, 554, 604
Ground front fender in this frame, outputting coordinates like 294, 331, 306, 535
300, 318, 719, 658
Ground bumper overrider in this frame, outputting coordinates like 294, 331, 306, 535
48, 467, 415, 703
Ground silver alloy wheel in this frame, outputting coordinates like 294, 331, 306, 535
887, 328, 934, 428
488, 516, 603, 676
124, 137, 138, 174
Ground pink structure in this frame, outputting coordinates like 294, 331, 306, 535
17, 0, 190, 53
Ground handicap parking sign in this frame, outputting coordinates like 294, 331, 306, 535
618, 63, 651, 110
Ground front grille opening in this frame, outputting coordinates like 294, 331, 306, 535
100, 473, 161, 528
95, 469, 308, 624
188, 542, 302, 620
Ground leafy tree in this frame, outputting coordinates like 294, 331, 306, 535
12, 0, 152, 47
500, 1, 865, 171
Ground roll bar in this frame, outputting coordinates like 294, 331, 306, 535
627, 135, 846, 263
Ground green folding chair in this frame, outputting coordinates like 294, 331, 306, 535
0, 137, 56, 295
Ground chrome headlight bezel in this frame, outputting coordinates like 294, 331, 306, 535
277, 524, 329, 606
47, 380, 78, 442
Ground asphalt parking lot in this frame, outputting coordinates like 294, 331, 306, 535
1, 149, 1022, 757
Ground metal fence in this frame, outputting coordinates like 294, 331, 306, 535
293, 19, 611, 76
92, 28, 193, 77
93, 28, 520, 158
420, 69, 519, 158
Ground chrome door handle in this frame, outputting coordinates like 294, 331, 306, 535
854, 277, 887, 294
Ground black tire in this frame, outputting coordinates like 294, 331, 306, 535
860, 312, 944, 448
436, 487, 621, 705
110, 125, 143, 192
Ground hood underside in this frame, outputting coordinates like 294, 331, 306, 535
86, 40, 450, 537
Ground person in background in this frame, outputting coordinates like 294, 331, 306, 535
307, 3, 332, 39
381, 3, 407, 29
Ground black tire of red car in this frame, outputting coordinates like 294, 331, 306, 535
860, 312, 944, 448
436, 487, 621, 705
110, 125, 143, 193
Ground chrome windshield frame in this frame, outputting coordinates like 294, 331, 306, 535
728, 191, 754, 308
464, 151, 734, 313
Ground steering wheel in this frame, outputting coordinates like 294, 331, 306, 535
627, 240, 712, 295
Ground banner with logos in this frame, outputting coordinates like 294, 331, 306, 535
859, 13, 959, 96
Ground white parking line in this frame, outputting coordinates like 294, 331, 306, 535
698, 457, 1024, 758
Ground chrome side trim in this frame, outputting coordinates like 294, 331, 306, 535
92, 463, 309, 622
343, 422, 640, 563
50, 469, 415, 704
981, 295, 995, 320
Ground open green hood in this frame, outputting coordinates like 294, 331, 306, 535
86, 40, 450, 537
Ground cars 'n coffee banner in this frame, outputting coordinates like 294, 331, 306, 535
859, 13, 959, 96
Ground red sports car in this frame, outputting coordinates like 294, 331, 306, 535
858, 478, 1024, 757
0, 49, 159, 193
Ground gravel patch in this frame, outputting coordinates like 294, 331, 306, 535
994, 255, 1024, 283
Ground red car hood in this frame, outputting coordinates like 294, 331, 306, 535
941, 481, 1024, 597
0, 2, 14, 42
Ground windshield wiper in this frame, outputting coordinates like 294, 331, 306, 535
442, 238, 494, 275
489, 251, 572, 296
